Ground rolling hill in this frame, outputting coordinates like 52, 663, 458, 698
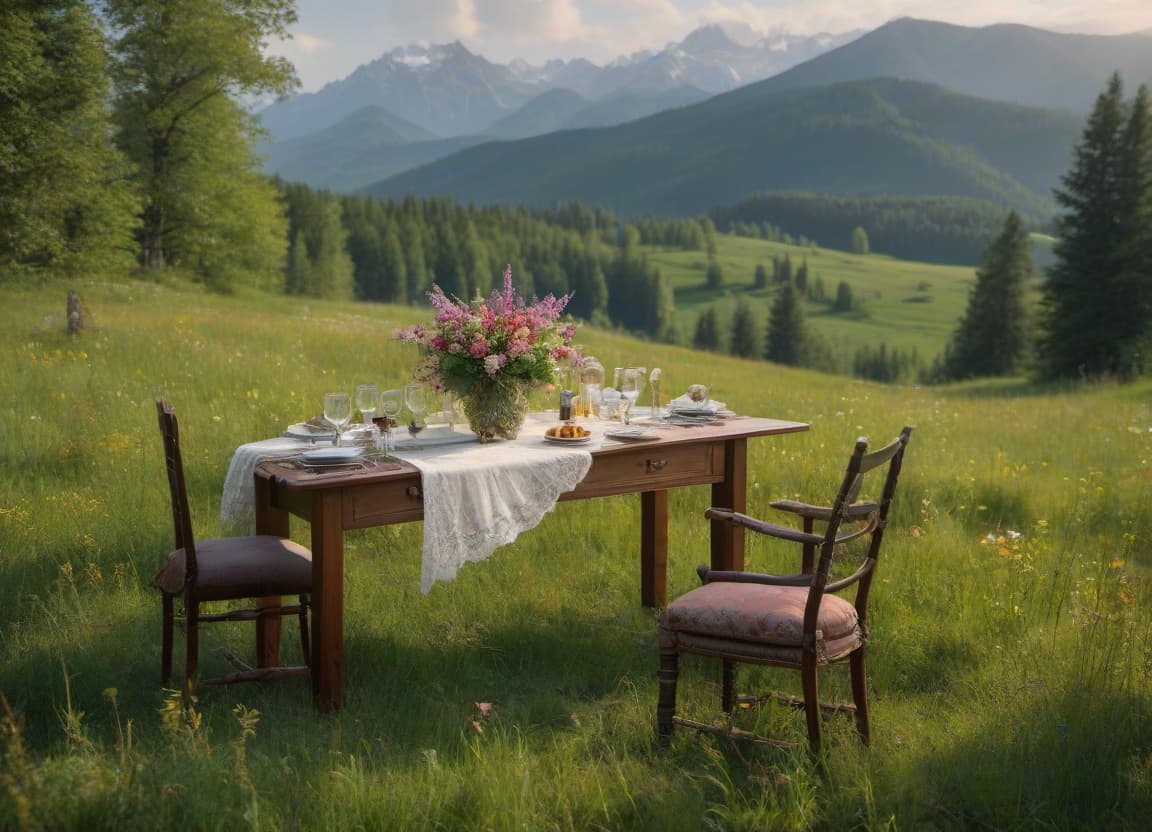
362, 77, 1083, 219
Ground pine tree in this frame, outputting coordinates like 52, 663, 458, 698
833, 280, 856, 313
705, 260, 725, 289
940, 212, 1032, 379
0, 0, 137, 277
765, 283, 807, 366
693, 306, 721, 352
753, 263, 768, 289
1039, 74, 1152, 379
730, 298, 761, 359
106, 0, 297, 284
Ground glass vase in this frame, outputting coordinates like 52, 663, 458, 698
460, 378, 531, 442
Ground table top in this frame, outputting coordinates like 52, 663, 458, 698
255, 415, 809, 492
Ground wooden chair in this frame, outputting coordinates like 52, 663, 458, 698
657, 426, 913, 754
153, 399, 312, 699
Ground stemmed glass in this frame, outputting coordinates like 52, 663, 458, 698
323, 392, 352, 447
404, 383, 428, 436
620, 368, 642, 425
355, 384, 378, 425
378, 389, 403, 452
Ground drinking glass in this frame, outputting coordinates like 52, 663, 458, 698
405, 383, 429, 435
620, 368, 642, 425
355, 384, 378, 425
379, 389, 403, 452
323, 392, 352, 446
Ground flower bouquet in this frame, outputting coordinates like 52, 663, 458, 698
397, 265, 576, 441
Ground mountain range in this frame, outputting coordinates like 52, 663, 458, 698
362, 77, 1085, 219
261, 17, 1152, 220
258, 25, 856, 142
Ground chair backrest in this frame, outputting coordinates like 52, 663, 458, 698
156, 399, 198, 581
804, 426, 913, 638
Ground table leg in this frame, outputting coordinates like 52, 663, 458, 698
310, 490, 345, 711
711, 438, 748, 572
640, 490, 669, 606
254, 475, 288, 667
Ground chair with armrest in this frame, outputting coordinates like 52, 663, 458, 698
153, 399, 312, 701
657, 426, 913, 754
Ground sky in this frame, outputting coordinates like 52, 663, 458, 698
272, 0, 1152, 92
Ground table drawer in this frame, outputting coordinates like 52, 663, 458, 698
573, 442, 723, 498
343, 477, 424, 528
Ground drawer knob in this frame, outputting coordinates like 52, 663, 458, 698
646, 458, 668, 472
406, 486, 422, 498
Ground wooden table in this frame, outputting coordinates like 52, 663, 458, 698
253, 416, 808, 710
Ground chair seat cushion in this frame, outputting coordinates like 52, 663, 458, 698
659, 582, 862, 665
153, 536, 312, 601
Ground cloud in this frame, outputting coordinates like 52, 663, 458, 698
386, 0, 481, 41
693, 1, 1152, 36
293, 33, 334, 55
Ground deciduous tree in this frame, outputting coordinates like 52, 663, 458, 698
104, 0, 297, 286
0, 0, 136, 277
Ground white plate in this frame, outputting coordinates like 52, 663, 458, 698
301, 446, 365, 464
544, 434, 592, 445
605, 429, 659, 442
286, 422, 336, 440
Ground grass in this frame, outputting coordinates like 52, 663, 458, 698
2, 276, 1151, 830
648, 233, 979, 361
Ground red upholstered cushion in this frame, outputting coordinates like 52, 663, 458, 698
660, 582, 862, 663
152, 536, 312, 600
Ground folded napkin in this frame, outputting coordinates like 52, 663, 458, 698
668, 395, 727, 412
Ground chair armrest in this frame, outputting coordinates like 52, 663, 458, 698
770, 499, 879, 523
696, 564, 813, 587
705, 508, 823, 546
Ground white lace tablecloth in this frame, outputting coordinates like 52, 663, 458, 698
220, 414, 596, 592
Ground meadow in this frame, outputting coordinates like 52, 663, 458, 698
1, 274, 1151, 830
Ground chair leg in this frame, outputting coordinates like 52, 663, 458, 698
657, 649, 679, 746
298, 594, 311, 666
850, 648, 870, 745
721, 660, 737, 712
161, 593, 174, 685
801, 653, 822, 755
183, 599, 199, 708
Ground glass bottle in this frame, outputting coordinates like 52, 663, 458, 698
580, 357, 604, 419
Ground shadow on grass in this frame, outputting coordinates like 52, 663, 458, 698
887, 682, 1152, 828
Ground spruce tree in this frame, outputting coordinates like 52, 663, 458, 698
693, 306, 721, 352
941, 212, 1032, 379
1039, 74, 1152, 379
730, 299, 761, 359
765, 283, 807, 366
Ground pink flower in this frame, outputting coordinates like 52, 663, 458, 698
397, 264, 573, 392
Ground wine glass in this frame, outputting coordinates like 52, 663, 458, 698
378, 389, 403, 452
355, 384, 378, 425
405, 383, 428, 436
620, 368, 642, 425
323, 392, 352, 446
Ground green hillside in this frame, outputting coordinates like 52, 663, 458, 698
647, 233, 981, 364
364, 77, 1081, 218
